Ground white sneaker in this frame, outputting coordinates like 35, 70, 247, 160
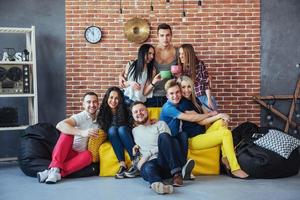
182, 159, 195, 180
45, 168, 61, 184
37, 169, 49, 183
151, 182, 173, 194
190, 173, 196, 180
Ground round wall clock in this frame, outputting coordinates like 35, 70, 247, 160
84, 26, 102, 44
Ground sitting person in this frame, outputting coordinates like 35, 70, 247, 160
120, 44, 161, 107
176, 76, 249, 178
130, 101, 195, 194
37, 92, 100, 184
178, 44, 218, 111
161, 76, 248, 178
97, 86, 138, 179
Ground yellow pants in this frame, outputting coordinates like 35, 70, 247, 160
188, 120, 240, 172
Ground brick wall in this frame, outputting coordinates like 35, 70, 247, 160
65, 0, 261, 128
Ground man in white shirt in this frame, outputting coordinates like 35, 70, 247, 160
37, 92, 100, 184
130, 101, 194, 194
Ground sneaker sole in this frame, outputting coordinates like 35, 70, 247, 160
124, 172, 140, 178
115, 174, 125, 179
37, 173, 43, 183
182, 160, 195, 180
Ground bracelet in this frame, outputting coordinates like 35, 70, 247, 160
151, 82, 155, 87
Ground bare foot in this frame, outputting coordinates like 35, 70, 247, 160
231, 169, 249, 179
221, 157, 230, 170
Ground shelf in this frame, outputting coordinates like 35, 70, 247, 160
0, 125, 28, 131
0, 94, 35, 98
0, 61, 33, 65
0, 157, 18, 162
0, 27, 32, 34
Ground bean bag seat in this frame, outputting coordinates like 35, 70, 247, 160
18, 122, 100, 178
18, 123, 60, 177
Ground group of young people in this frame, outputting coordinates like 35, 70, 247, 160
36, 23, 248, 195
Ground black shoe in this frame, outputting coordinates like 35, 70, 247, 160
124, 166, 139, 178
182, 159, 195, 180
115, 166, 127, 179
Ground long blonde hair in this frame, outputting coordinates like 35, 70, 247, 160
178, 44, 199, 82
176, 75, 202, 113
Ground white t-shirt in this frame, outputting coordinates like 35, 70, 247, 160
132, 121, 171, 161
71, 111, 99, 152
124, 62, 153, 102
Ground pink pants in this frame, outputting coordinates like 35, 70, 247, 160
49, 133, 92, 177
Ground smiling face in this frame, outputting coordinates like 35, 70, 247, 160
107, 91, 119, 111
179, 47, 186, 64
157, 29, 172, 48
145, 47, 155, 64
131, 103, 149, 125
83, 94, 99, 116
180, 80, 193, 100
166, 85, 182, 105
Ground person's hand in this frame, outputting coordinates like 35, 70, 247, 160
137, 157, 147, 170
208, 111, 218, 116
132, 145, 140, 156
131, 81, 141, 90
149, 118, 158, 124
119, 75, 126, 88
81, 128, 99, 138
152, 74, 161, 84
219, 113, 230, 122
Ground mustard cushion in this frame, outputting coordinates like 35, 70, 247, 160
88, 129, 107, 163
188, 146, 220, 175
99, 141, 131, 176
99, 107, 220, 176
147, 107, 161, 120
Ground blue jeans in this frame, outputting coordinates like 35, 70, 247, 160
198, 95, 218, 111
107, 125, 134, 161
140, 133, 185, 184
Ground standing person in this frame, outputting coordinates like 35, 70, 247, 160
37, 92, 100, 184
130, 101, 195, 194
178, 44, 218, 111
119, 23, 178, 107
176, 76, 249, 179
121, 44, 161, 106
97, 86, 138, 179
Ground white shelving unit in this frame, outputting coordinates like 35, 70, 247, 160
0, 26, 38, 132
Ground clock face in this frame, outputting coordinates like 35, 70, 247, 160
84, 26, 102, 44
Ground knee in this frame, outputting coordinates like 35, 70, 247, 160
158, 132, 171, 143
118, 126, 130, 136
82, 150, 93, 164
107, 126, 118, 138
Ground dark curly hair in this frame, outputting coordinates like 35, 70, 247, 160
97, 87, 130, 132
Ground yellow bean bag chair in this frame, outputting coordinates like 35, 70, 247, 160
98, 107, 220, 176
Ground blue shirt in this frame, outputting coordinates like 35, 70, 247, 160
160, 98, 205, 137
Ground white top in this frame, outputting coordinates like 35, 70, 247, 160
124, 67, 153, 102
132, 121, 171, 161
71, 111, 99, 152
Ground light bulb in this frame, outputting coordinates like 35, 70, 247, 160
166, 0, 171, 9
182, 11, 186, 22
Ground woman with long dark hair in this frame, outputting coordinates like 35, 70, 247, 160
97, 86, 137, 179
122, 44, 161, 106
